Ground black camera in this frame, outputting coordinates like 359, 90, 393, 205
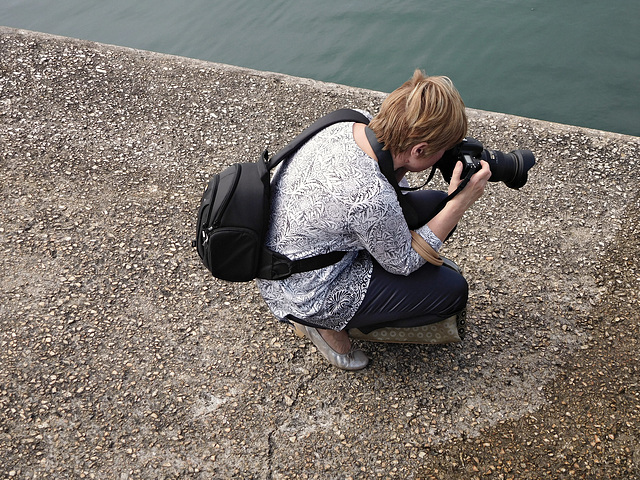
436, 137, 536, 189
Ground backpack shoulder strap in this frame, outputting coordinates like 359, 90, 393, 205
258, 109, 369, 280
267, 109, 370, 170
259, 248, 347, 280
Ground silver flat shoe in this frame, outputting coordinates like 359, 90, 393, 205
291, 322, 369, 371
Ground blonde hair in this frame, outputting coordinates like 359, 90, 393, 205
368, 69, 467, 157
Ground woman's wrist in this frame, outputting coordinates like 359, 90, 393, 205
427, 200, 467, 242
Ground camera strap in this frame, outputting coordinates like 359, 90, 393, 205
364, 126, 423, 229
426, 172, 473, 220
364, 127, 474, 227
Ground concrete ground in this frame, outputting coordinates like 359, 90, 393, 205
1, 27, 639, 479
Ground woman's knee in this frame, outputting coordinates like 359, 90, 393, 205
438, 270, 468, 315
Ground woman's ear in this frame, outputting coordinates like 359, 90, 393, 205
411, 142, 429, 159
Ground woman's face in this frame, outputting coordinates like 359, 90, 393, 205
404, 147, 446, 173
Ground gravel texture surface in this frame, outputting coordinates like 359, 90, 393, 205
1, 27, 639, 479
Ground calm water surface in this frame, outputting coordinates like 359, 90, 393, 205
2, 0, 639, 136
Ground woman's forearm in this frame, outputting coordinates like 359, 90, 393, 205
426, 200, 467, 242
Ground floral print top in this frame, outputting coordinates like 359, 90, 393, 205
256, 116, 442, 330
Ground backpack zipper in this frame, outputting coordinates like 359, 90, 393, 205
200, 174, 220, 246
203, 163, 242, 245
212, 163, 241, 228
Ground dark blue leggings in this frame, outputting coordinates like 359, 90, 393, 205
346, 190, 468, 333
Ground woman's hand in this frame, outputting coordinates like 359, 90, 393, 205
447, 160, 491, 208
427, 160, 491, 242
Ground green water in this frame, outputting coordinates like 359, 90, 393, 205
2, 0, 639, 136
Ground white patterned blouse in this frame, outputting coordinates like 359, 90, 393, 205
256, 115, 443, 331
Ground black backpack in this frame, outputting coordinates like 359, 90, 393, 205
194, 109, 370, 282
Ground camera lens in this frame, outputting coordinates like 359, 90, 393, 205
481, 148, 536, 189
435, 138, 536, 189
